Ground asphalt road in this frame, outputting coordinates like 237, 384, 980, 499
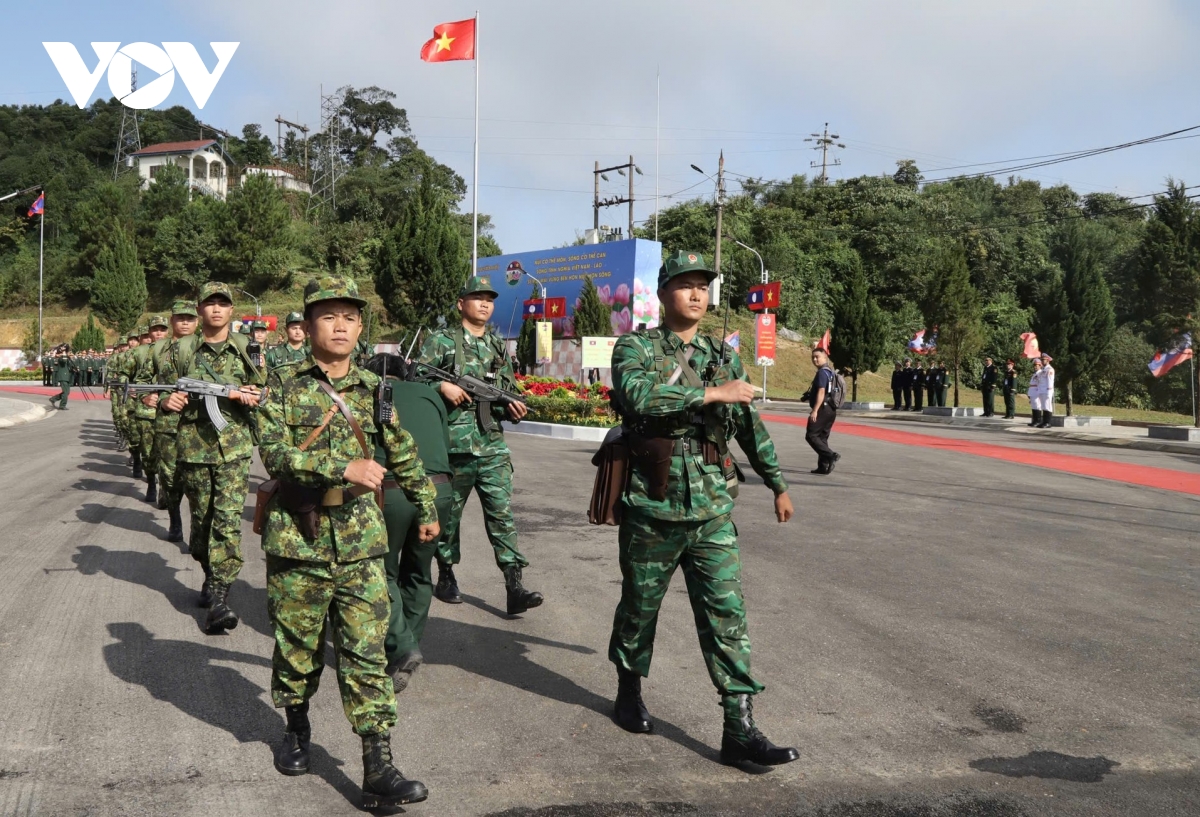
0, 396, 1196, 817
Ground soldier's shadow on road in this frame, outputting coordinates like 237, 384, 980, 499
76, 451, 136, 481
102, 622, 363, 809
422, 618, 722, 764
76, 502, 169, 539
70, 544, 274, 640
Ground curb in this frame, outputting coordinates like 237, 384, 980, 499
0, 401, 50, 429
502, 420, 611, 442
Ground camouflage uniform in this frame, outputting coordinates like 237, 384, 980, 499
417, 311, 527, 573
161, 292, 263, 590
150, 301, 198, 539
258, 278, 437, 737
131, 316, 169, 480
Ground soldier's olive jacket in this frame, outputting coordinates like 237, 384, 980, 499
51, 355, 76, 385
266, 342, 308, 370
160, 336, 261, 465
141, 337, 183, 435
417, 326, 517, 457
129, 344, 161, 420
259, 357, 438, 563
611, 328, 788, 522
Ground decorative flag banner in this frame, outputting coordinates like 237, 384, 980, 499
535, 320, 553, 362
817, 328, 831, 353
725, 330, 740, 351
240, 315, 278, 331
581, 336, 617, 369
545, 297, 567, 319
1021, 332, 1040, 359
746, 281, 781, 312
756, 313, 777, 366
908, 327, 938, 355
522, 299, 544, 321
1148, 334, 1193, 378
420, 18, 476, 62
27, 193, 44, 217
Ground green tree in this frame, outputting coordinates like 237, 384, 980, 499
72, 313, 106, 352
20, 317, 42, 362
829, 261, 888, 401
374, 175, 464, 331
1132, 181, 1200, 425
515, 315, 536, 374
90, 229, 147, 335
1039, 220, 1116, 414
218, 172, 293, 289
151, 197, 221, 295
227, 124, 274, 167
924, 245, 984, 407
573, 276, 611, 338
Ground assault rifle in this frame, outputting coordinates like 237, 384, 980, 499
123, 377, 264, 432
413, 362, 525, 432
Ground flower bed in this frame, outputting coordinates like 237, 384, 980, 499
516, 375, 618, 428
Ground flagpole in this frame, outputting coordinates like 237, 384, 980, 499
654, 66, 660, 242
37, 199, 44, 365
470, 9, 480, 282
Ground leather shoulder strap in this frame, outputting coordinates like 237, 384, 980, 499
315, 379, 372, 459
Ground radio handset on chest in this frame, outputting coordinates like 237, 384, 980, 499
376, 354, 395, 425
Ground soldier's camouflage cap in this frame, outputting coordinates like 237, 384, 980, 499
251, 320, 269, 330
136, 325, 150, 336
459, 276, 499, 298
658, 250, 717, 289
303, 275, 368, 309
171, 300, 198, 317
285, 311, 304, 325
198, 282, 234, 304
148, 314, 168, 329
126, 329, 139, 340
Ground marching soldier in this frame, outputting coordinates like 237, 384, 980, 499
608, 250, 798, 767
160, 284, 265, 633
107, 337, 132, 450
980, 356, 998, 417
418, 277, 543, 616
1002, 359, 1018, 419
48, 347, 76, 410
266, 312, 308, 369
131, 316, 170, 504
258, 276, 436, 807
142, 301, 198, 539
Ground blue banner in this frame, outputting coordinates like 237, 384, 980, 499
474, 238, 663, 339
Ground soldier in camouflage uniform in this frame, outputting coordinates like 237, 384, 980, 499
120, 327, 152, 476
259, 276, 436, 808
106, 336, 135, 451
608, 250, 799, 768
266, 311, 308, 369
48, 348, 76, 410
160, 284, 265, 634
130, 316, 170, 504
418, 276, 544, 616
141, 300, 198, 540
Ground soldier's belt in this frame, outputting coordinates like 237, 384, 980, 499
672, 437, 704, 457
321, 485, 379, 506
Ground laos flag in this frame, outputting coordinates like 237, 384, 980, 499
27, 193, 44, 217
1149, 334, 1193, 378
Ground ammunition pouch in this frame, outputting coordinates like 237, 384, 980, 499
627, 434, 676, 502
588, 427, 630, 526
276, 480, 325, 541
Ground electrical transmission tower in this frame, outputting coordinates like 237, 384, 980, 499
307, 85, 346, 217
805, 122, 844, 184
113, 67, 142, 180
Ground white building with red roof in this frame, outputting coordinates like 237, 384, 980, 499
131, 139, 234, 200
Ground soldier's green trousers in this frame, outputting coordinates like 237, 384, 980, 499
180, 459, 251, 585
1004, 390, 1016, 419
982, 387, 995, 417
609, 510, 764, 696
382, 480, 455, 659
135, 417, 157, 474
155, 432, 181, 501
267, 554, 395, 736
438, 452, 529, 571
50, 383, 70, 408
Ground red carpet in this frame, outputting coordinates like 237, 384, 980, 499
0, 384, 106, 402
763, 413, 1200, 497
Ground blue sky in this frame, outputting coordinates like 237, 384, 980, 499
5, 1, 1200, 255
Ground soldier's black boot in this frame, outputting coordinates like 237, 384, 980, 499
204, 581, 239, 633
274, 702, 311, 776
613, 667, 653, 733
198, 567, 214, 608
719, 694, 799, 767
166, 503, 184, 543
145, 474, 157, 505
434, 564, 462, 604
361, 731, 429, 808
386, 649, 423, 693
116, 435, 127, 452
504, 565, 544, 615
131, 452, 143, 479
1040, 408, 1053, 428
1028, 410, 1041, 427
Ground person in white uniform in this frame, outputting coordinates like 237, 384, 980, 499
1027, 358, 1044, 427
1036, 354, 1056, 428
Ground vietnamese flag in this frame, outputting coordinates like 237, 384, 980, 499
545, 297, 567, 319
420, 19, 476, 62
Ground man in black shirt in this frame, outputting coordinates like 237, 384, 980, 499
1002, 359, 1018, 419
805, 347, 839, 475
890, 362, 903, 410
900, 358, 913, 410
980, 357, 998, 417
912, 361, 925, 411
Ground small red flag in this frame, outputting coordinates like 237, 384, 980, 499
420, 19, 476, 62
1020, 332, 1040, 359
545, 297, 567, 319
816, 329, 831, 353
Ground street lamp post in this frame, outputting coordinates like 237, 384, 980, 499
238, 289, 262, 317
521, 271, 550, 376
729, 236, 770, 402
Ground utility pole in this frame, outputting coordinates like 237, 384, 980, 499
713, 150, 725, 309
275, 115, 310, 177
805, 123, 844, 184
593, 157, 641, 237
113, 68, 142, 180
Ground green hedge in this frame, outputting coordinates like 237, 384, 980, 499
524, 395, 618, 428
0, 369, 44, 381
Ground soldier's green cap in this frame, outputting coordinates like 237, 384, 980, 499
459, 276, 499, 298
251, 320, 268, 330
198, 282, 234, 304
303, 275, 368, 309
285, 311, 304, 325
658, 250, 717, 289
238, 323, 251, 334
148, 314, 168, 329
171, 300, 198, 317
136, 325, 150, 336
126, 329, 139, 340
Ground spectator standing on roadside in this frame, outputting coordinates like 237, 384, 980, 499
912, 361, 926, 411
805, 347, 840, 474
1002, 360, 1018, 419
1027, 358, 1044, 426
890, 362, 903, 410
900, 358, 913, 410
980, 357, 998, 417
1037, 354, 1056, 427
